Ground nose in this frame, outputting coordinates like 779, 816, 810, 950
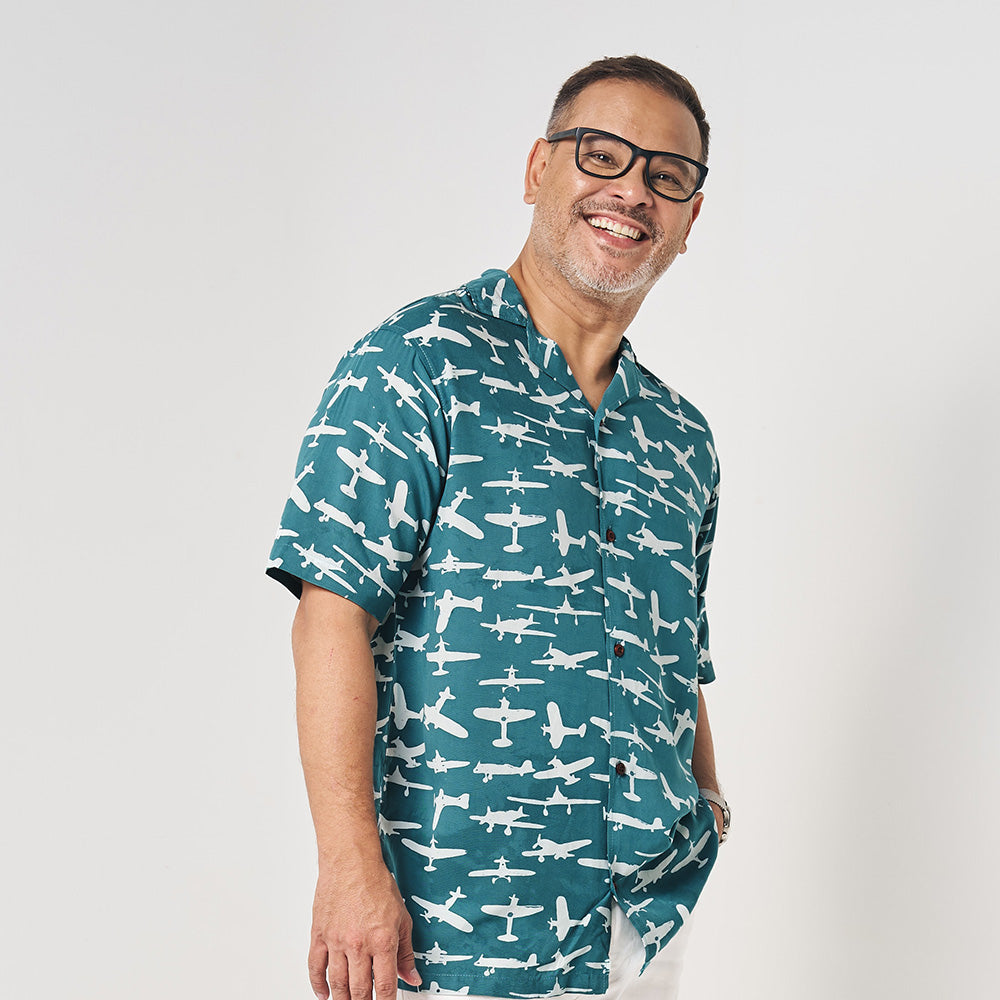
602, 154, 654, 207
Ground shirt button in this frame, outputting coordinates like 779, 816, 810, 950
615, 760, 627, 776
605, 527, 616, 543
613, 642, 625, 657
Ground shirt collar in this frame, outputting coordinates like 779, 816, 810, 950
466, 269, 642, 414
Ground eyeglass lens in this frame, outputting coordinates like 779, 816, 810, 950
577, 131, 701, 200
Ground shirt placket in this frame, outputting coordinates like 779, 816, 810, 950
590, 362, 642, 894
527, 329, 644, 896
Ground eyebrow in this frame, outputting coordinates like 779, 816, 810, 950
566, 128, 702, 164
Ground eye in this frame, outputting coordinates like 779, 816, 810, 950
577, 133, 632, 174
582, 147, 622, 170
651, 171, 683, 189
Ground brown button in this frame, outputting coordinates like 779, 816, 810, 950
615, 760, 627, 776
613, 642, 625, 657
605, 527, 616, 543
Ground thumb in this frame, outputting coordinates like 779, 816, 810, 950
397, 923, 422, 987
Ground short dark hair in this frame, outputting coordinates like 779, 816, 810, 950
547, 55, 710, 163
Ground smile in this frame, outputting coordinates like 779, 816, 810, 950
585, 216, 645, 241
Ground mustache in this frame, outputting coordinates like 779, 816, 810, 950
572, 199, 662, 240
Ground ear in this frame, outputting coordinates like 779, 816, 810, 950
678, 192, 704, 254
523, 138, 550, 206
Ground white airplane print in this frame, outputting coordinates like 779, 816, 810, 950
267, 270, 722, 996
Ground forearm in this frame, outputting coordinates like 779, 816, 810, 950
691, 685, 719, 794
292, 583, 383, 866
291, 584, 421, 997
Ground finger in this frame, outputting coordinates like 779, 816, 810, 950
347, 951, 374, 1000
308, 937, 331, 1000
396, 920, 422, 988
373, 948, 401, 1000
326, 951, 350, 1000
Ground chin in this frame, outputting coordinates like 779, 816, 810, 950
566, 227, 684, 299
531, 220, 679, 304
565, 251, 676, 301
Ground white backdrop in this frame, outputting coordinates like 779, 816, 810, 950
3, 2, 998, 997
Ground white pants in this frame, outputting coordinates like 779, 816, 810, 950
399, 901, 692, 1000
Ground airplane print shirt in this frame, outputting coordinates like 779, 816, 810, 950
267, 270, 721, 998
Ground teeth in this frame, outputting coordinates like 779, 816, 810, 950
587, 216, 643, 241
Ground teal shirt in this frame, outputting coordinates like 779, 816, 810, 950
268, 270, 721, 997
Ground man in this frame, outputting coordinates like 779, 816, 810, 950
268, 55, 729, 1000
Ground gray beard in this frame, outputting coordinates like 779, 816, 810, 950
533, 200, 684, 304
563, 245, 680, 299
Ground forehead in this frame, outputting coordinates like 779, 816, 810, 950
561, 79, 702, 161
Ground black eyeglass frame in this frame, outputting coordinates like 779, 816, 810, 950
546, 127, 708, 203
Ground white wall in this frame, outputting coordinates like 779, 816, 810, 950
3, 2, 998, 997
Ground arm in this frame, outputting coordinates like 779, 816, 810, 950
691, 684, 724, 839
292, 582, 421, 1000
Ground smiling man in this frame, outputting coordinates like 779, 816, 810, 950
519, 81, 703, 309
268, 56, 729, 1000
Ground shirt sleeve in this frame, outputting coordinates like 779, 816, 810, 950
266, 327, 449, 622
695, 475, 720, 684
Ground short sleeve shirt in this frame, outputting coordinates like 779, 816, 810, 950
267, 270, 721, 998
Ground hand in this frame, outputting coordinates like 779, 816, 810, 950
308, 860, 421, 1000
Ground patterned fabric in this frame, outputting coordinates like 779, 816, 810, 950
267, 270, 721, 998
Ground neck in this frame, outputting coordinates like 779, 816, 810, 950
507, 241, 646, 411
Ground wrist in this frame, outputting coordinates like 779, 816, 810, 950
699, 785, 730, 842
317, 822, 384, 870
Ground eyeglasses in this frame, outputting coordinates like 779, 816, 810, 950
545, 127, 708, 203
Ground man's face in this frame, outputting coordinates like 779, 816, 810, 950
525, 79, 704, 303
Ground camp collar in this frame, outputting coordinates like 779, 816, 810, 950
466, 269, 641, 420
